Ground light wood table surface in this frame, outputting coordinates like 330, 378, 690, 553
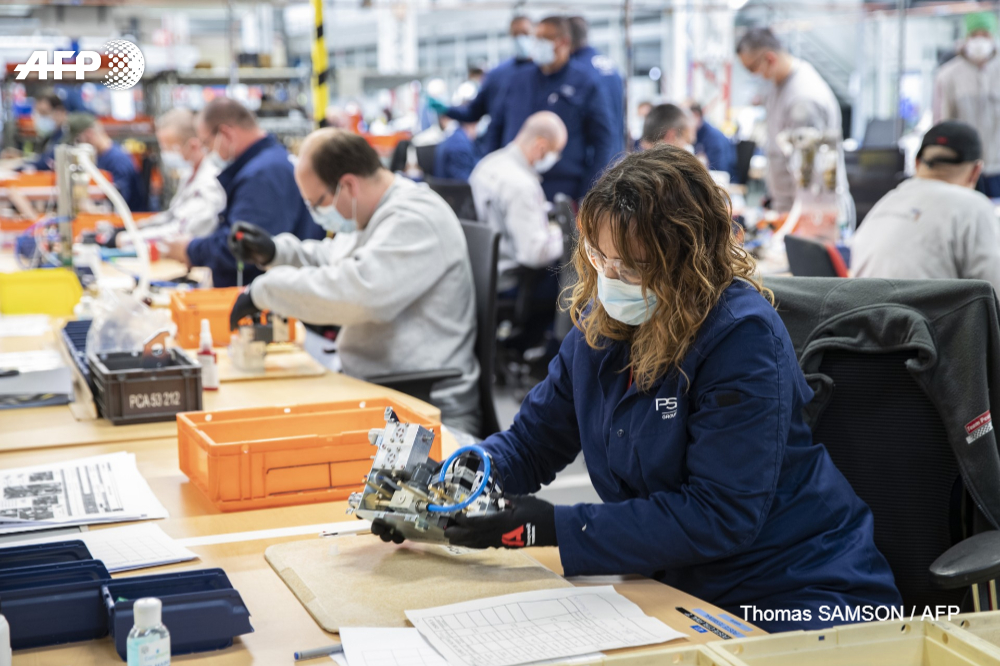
1, 437, 764, 665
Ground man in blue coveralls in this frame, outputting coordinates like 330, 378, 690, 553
569, 16, 625, 156
691, 103, 736, 177
161, 97, 323, 287
433, 122, 482, 182
434, 16, 535, 155
493, 16, 615, 201
67, 113, 147, 212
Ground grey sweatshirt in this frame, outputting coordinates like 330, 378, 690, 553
250, 175, 481, 431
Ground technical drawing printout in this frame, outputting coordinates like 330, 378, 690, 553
339, 627, 449, 666
405, 586, 685, 666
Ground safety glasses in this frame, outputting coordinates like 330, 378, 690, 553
584, 242, 646, 286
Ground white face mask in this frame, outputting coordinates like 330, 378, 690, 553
534, 151, 561, 174
308, 185, 357, 234
513, 35, 534, 60
966, 36, 996, 62
533, 39, 557, 67
207, 151, 231, 170
160, 150, 189, 172
597, 274, 657, 326
33, 114, 57, 138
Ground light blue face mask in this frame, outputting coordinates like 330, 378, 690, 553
532, 38, 556, 66
597, 274, 657, 326
513, 35, 534, 60
308, 185, 357, 234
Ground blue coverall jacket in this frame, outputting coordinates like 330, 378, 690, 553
481, 282, 902, 633
696, 120, 736, 178
433, 129, 482, 182
97, 143, 147, 212
493, 60, 615, 202
187, 135, 322, 288
446, 58, 533, 155
571, 46, 625, 156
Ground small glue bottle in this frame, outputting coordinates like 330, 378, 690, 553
198, 318, 219, 391
127, 597, 170, 666
0, 598, 11, 666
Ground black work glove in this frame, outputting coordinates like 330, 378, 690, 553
227, 221, 276, 266
229, 287, 262, 331
445, 495, 557, 549
371, 518, 406, 544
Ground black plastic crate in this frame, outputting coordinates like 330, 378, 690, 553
61, 319, 93, 386
89, 348, 202, 425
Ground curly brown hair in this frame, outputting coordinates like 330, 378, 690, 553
570, 144, 771, 391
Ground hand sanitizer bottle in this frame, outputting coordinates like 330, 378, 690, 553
0, 602, 11, 666
198, 318, 219, 391
127, 597, 170, 666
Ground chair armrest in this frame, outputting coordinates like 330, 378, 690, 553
365, 369, 464, 405
930, 531, 1000, 589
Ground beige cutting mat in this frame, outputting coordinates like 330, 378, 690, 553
265, 535, 571, 632
216, 345, 327, 382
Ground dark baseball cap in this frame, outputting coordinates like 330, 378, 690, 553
65, 112, 97, 143
917, 121, 982, 165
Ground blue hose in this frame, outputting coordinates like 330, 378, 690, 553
426, 444, 491, 513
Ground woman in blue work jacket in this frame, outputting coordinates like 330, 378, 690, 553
377, 145, 902, 632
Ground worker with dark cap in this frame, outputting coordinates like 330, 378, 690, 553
934, 12, 1000, 197
852, 121, 1000, 293
568, 15, 625, 155
67, 112, 147, 212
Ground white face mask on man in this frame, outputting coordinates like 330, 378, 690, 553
532, 39, 557, 66
534, 151, 561, 174
965, 36, 996, 62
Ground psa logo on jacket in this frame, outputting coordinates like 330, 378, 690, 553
655, 397, 678, 420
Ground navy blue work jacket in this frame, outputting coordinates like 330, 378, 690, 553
571, 46, 625, 156
493, 60, 615, 202
446, 58, 533, 155
481, 282, 902, 632
187, 135, 322, 287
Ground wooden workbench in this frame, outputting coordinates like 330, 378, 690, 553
1, 437, 764, 665
0, 264, 765, 664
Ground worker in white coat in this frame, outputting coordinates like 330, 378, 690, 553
934, 12, 1000, 197
115, 109, 225, 248
227, 129, 481, 434
469, 111, 567, 292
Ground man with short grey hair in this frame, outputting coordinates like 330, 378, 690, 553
737, 27, 852, 218
640, 103, 694, 151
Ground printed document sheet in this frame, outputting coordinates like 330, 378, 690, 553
11, 523, 196, 572
0, 452, 168, 533
405, 585, 685, 666
340, 627, 449, 666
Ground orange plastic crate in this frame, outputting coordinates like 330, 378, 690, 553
169, 287, 297, 348
177, 398, 442, 512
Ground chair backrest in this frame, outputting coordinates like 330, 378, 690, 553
415, 144, 437, 176
844, 146, 906, 225
808, 349, 965, 611
459, 220, 502, 439
784, 235, 847, 278
767, 277, 977, 610
427, 178, 478, 221
734, 140, 756, 185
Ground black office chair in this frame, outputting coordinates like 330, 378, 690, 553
784, 235, 848, 278
388, 139, 411, 174
844, 146, 906, 225
415, 144, 438, 177
368, 221, 502, 440
766, 276, 1000, 613
425, 177, 478, 221
734, 140, 756, 185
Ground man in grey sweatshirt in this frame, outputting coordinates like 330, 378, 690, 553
227, 128, 481, 433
